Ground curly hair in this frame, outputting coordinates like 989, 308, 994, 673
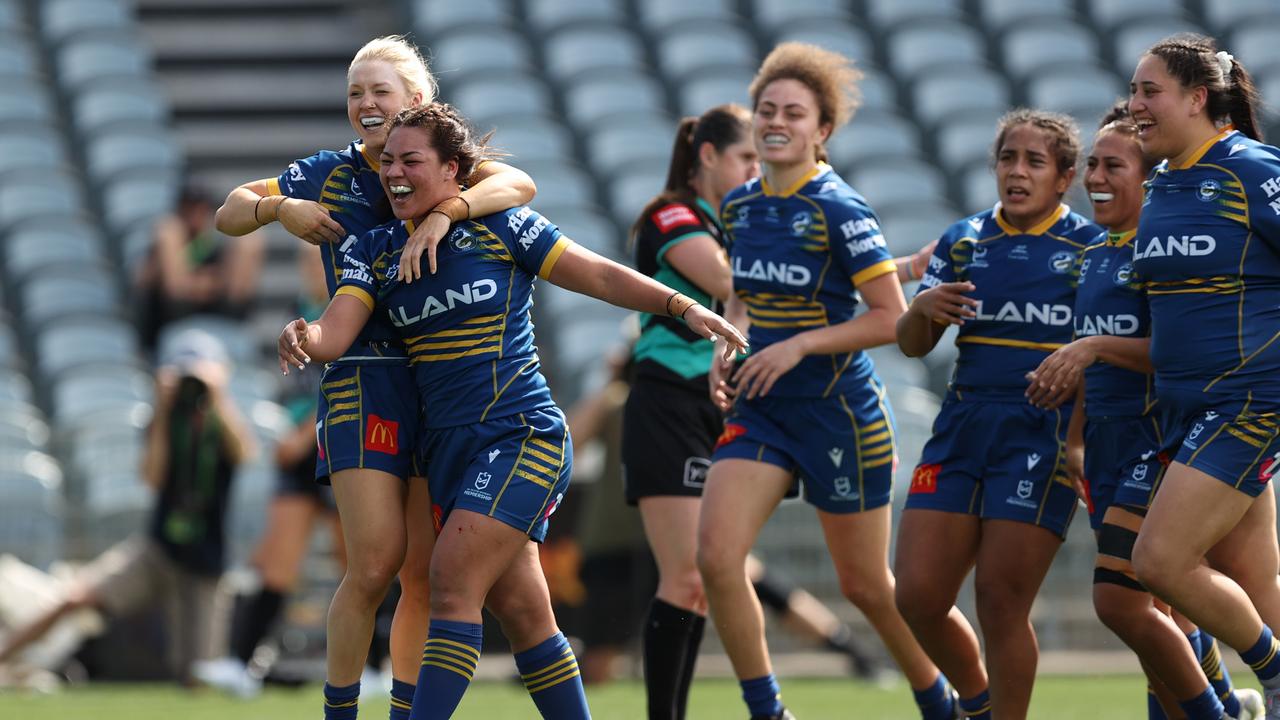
748, 42, 863, 130
992, 108, 1082, 176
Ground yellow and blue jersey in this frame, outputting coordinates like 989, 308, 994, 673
721, 163, 897, 398
268, 141, 398, 349
336, 206, 572, 429
1074, 229, 1153, 418
919, 203, 1101, 393
1133, 127, 1280, 407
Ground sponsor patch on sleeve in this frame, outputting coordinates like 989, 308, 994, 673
654, 203, 701, 233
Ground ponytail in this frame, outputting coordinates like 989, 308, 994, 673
1223, 58, 1263, 141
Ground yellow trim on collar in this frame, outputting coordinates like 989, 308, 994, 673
762, 163, 825, 198
1172, 125, 1235, 170
993, 203, 1067, 237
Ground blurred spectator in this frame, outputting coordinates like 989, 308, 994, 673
0, 330, 255, 685
134, 185, 265, 353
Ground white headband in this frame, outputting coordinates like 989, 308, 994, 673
1216, 50, 1234, 78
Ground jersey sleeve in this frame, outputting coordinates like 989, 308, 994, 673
1240, 152, 1280, 250
916, 224, 959, 295
334, 227, 383, 311
648, 203, 713, 263
501, 207, 571, 279
830, 201, 895, 287
266, 152, 330, 201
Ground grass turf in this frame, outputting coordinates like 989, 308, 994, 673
1, 674, 1238, 719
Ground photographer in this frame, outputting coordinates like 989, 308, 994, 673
0, 330, 255, 685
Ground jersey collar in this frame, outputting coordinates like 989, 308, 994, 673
405, 218, 417, 234
993, 202, 1068, 237
357, 142, 381, 171
762, 162, 825, 198
1106, 228, 1136, 246
1170, 124, 1235, 170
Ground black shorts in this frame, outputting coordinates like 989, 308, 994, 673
274, 460, 336, 511
621, 375, 722, 504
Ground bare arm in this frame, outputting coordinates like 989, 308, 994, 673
215, 178, 345, 245
733, 271, 908, 400
278, 294, 372, 373
894, 239, 938, 284
1065, 387, 1086, 501
664, 235, 733, 303
546, 241, 747, 355
141, 372, 177, 490
1025, 335, 1153, 409
400, 161, 539, 280
896, 281, 977, 357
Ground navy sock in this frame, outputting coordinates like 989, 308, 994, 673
1177, 685, 1225, 720
1193, 631, 1241, 716
959, 689, 992, 719
324, 681, 360, 720
1147, 684, 1168, 719
1240, 626, 1280, 687
912, 674, 955, 720
409, 620, 482, 720
740, 674, 784, 717
389, 678, 415, 720
514, 632, 590, 719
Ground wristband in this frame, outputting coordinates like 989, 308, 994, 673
254, 196, 266, 224
427, 209, 453, 226
667, 292, 697, 319
435, 195, 470, 223
905, 261, 917, 281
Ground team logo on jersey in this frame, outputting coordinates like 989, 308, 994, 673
364, 415, 399, 454
790, 211, 812, 236
1079, 257, 1092, 276
910, 463, 940, 494
1113, 262, 1134, 286
1187, 423, 1205, 447
1048, 250, 1076, 274
833, 476, 854, 497
1016, 479, 1035, 499
735, 205, 751, 227
968, 243, 989, 269
1197, 179, 1222, 202
474, 471, 491, 490
350, 176, 364, 197
449, 227, 475, 252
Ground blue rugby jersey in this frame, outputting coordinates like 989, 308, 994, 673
336, 206, 571, 429
720, 164, 898, 398
918, 204, 1101, 393
1073, 229, 1153, 418
268, 141, 399, 348
1133, 127, 1280, 404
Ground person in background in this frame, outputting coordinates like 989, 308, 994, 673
0, 330, 254, 685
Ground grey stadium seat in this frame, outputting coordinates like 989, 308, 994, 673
879, 204, 962, 257
73, 79, 171, 136
1026, 66, 1125, 122
935, 110, 1004, 173
543, 24, 647, 85
637, 0, 739, 32
1001, 21, 1100, 81
677, 68, 756, 118
586, 115, 676, 177
911, 66, 1011, 130
19, 268, 122, 330
410, 0, 514, 37
1232, 22, 1280, 75
1085, 0, 1188, 34
40, 0, 133, 45
1113, 19, 1204, 70
0, 464, 64, 569
35, 318, 140, 383
1204, 0, 1278, 34
607, 167, 670, 229
0, 129, 72, 175
827, 112, 922, 168
429, 27, 532, 81
858, 69, 901, 114
0, 77, 57, 125
0, 171, 86, 232
518, 160, 598, 209
961, 162, 998, 213
0, 369, 35, 407
887, 21, 989, 82
486, 114, 576, 165
85, 128, 183, 183
525, 0, 627, 35
0, 32, 41, 78
55, 33, 152, 90
448, 72, 555, 125
102, 173, 180, 237
535, 206, 622, 258
0, 0, 26, 32
773, 21, 875, 68
656, 23, 758, 82
978, 0, 1076, 31
850, 159, 950, 210
564, 70, 669, 129
865, 0, 966, 31
750, 0, 852, 32
50, 367, 152, 423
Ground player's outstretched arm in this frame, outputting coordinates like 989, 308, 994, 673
277, 295, 371, 374
547, 240, 747, 358
216, 179, 345, 245
896, 281, 977, 357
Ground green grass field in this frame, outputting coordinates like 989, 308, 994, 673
0, 674, 1234, 719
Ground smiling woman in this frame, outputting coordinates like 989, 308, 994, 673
277, 102, 746, 720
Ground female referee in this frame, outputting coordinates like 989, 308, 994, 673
1124, 34, 1280, 719
895, 108, 1101, 719
214, 36, 535, 719
696, 43, 952, 720
277, 102, 747, 719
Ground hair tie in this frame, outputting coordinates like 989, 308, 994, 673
1216, 50, 1234, 78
